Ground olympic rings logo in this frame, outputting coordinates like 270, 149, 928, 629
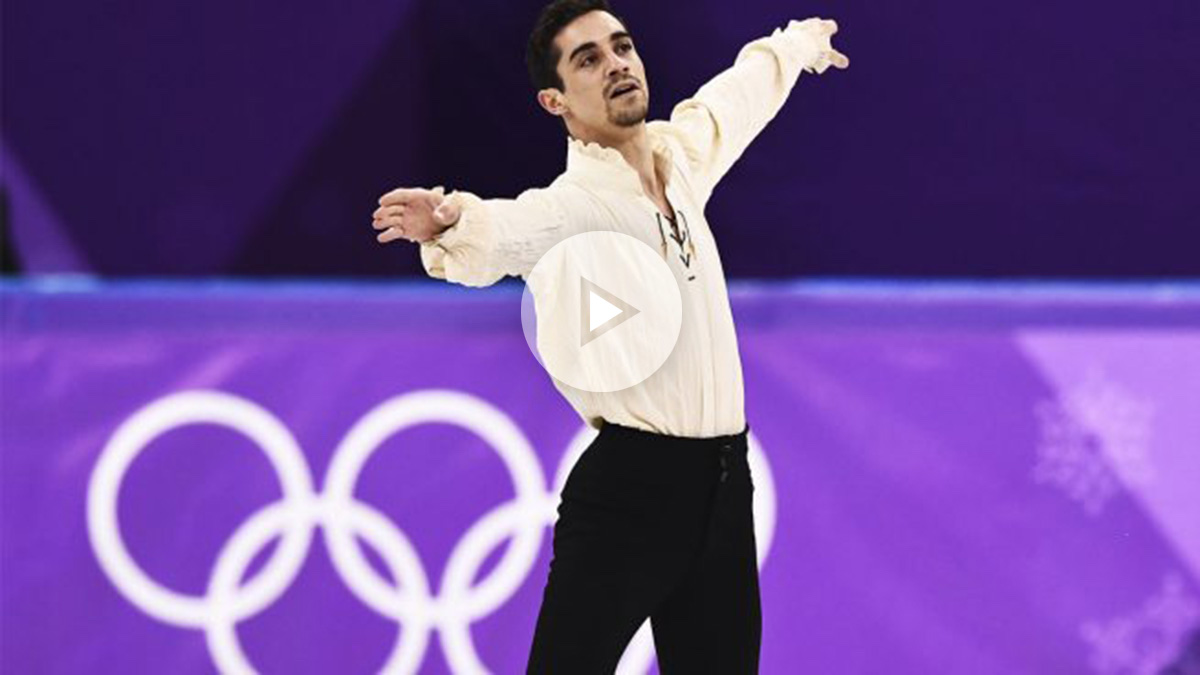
87, 389, 776, 674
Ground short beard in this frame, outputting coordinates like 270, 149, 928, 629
608, 98, 649, 127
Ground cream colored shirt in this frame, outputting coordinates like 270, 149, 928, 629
420, 18, 833, 437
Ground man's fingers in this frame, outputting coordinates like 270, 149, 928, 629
376, 226, 410, 243
823, 19, 838, 36
372, 204, 405, 220
808, 47, 849, 74
373, 214, 406, 230
373, 185, 445, 242
378, 187, 426, 207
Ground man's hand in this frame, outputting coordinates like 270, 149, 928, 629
798, 18, 849, 74
372, 186, 462, 244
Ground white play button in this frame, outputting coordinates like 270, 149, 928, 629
521, 231, 683, 393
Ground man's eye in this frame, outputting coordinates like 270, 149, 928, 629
618, 42, 632, 53
581, 55, 596, 67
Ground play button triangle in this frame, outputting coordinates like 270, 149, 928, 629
589, 291, 622, 331
581, 276, 640, 346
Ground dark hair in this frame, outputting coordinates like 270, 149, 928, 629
526, 0, 628, 93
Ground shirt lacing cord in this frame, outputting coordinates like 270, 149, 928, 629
655, 210, 699, 281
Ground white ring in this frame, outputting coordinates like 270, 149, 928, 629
87, 390, 316, 628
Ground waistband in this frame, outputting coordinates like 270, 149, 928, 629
598, 421, 750, 454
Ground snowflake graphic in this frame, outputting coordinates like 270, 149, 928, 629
1032, 366, 1155, 516
1081, 573, 1200, 675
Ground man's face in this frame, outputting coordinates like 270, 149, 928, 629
549, 11, 649, 134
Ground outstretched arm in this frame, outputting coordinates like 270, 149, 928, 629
374, 184, 574, 287
651, 17, 848, 208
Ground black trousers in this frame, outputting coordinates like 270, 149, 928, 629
526, 421, 761, 674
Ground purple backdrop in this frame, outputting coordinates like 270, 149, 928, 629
2, 278, 1199, 673
3, 1, 1198, 278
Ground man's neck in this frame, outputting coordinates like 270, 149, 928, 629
570, 124, 661, 197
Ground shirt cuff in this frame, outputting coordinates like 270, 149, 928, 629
738, 17, 826, 75
419, 190, 491, 284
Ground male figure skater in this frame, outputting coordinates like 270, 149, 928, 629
371, 1, 847, 671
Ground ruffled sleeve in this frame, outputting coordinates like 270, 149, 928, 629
648, 17, 837, 209
419, 185, 574, 287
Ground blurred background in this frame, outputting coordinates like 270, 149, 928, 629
2, 0, 1199, 673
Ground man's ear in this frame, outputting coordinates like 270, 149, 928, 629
537, 88, 568, 118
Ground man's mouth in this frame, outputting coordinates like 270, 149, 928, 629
610, 82, 640, 99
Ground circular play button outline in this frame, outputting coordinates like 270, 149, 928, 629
520, 231, 683, 393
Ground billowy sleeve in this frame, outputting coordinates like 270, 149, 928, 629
653, 18, 836, 208
419, 185, 577, 287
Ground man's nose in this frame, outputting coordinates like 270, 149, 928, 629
605, 53, 631, 79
